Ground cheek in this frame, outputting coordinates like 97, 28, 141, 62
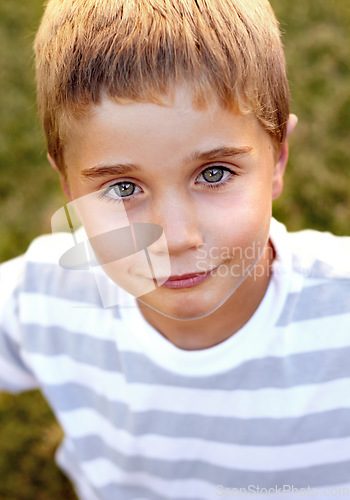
198, 190, 271, 258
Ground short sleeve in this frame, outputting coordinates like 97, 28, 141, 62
0, 256, 38, 393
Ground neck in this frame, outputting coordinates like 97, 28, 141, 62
138, 240, 275, 350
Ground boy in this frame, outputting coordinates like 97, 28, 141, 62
1, 0, 350, 499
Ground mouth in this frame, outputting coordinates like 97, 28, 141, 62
160, 269, 216, 290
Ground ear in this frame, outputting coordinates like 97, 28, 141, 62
272, 114, 298, 200
47, 153, 73, 201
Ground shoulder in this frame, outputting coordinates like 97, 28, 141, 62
25, 231, 75, 263
0, 233, 70, 296
288, 227, 350, 280
271, 219, 350, 327
0, 231, 102, 307
271, 218, 350, 280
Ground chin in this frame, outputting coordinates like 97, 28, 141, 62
138, 291, 221, 321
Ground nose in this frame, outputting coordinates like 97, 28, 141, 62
150, 193, 203, 255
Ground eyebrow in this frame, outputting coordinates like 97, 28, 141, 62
81, 163, 141, 179
186, 145, 253, 163
80, 145, 253, 179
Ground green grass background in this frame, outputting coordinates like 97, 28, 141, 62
0, 0, 349, 497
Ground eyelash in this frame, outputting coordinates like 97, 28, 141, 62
195, 166, 236, 190
99, 165, 236, 204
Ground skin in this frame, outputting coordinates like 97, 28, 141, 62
51, 87, 297, 350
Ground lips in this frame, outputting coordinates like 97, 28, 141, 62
167, 271, 208, 281
135, 264, 219, 289
161, 269, 215, 290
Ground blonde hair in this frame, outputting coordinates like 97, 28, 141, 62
34, 0, 290, 173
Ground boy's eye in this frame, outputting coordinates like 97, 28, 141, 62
196, 165, 234, 184
99, 180, 140, 203
202, 167, 225, 183
112, 181, 135, 197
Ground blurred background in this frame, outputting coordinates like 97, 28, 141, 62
0, 0, 349, 497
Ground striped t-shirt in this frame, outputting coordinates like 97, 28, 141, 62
0, 218, 350, 500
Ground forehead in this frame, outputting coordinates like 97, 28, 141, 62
63, 87, 274, 178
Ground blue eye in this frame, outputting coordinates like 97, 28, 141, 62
197, 166, 234, 186
110, 182, 135, 197
99, 180, 141, 204
201, 167, 225, 183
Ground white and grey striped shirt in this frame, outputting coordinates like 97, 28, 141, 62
1, 219, 350, 499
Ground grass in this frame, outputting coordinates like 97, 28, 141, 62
0, 0, 349, 497
271, 0, 350, 234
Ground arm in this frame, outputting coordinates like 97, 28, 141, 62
0, 256, 38, 393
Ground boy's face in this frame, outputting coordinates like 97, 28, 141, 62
61, 87, 286, 320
